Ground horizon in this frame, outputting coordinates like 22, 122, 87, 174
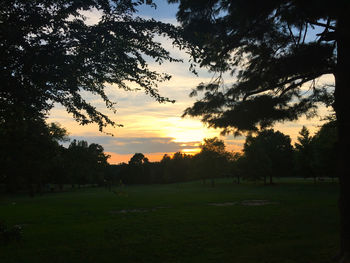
47, 1, 334, 164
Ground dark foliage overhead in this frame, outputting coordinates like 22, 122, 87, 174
170, 0, 343, 134
0, 0, 183, 130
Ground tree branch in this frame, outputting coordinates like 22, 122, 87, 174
278, 70, 333, 97
307, 19, 336, 31
243, 70, 333, 101
287, 23, 297, 46
302, 23, 308, 44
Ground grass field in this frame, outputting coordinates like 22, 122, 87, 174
0, 179, 339, 263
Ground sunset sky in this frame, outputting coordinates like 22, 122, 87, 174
48, 1, 334, 164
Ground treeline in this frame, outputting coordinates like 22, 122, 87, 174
0, 118, 109, 195
0, 119, 337, 194
108, 120, 337, 186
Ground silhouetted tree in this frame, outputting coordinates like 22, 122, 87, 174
294, 126, 315, 182
312, 120, 337, 181
66, 140, 90, 186
88, 143, 110, 185
228, 152, 244, 184
128, 153, 149, 184
196, 137, 230, 186
172, 1, 350, 258
159, 152, 193, 183
1, 0, 184, 131
65, 140, 109, 186
160, 154, 172, 183
172, 152, 193, 182
0, 118, 68, 194
243, 129, 293, 184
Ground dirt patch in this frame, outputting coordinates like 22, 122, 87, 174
109, 206, 170, 214
209, 200, 277, 207
240, 200, 277, 206
209, 202, 238, 207
110, 209, 149, 214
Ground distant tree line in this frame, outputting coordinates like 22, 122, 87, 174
0, 118, 109, 195
108, 119, 337, 186
0, 118, 337, 194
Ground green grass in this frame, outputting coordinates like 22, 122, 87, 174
0, 179, 339, 263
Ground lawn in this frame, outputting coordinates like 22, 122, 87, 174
0, 179, 339, 263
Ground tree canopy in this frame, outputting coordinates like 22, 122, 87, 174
0, 119, 69, 193
171, 0, 345, 134
0, 0, 182, 130
243, 129, 293, 184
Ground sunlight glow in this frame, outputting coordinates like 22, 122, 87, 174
161, 117, 218, 143
181, 148, 200, 154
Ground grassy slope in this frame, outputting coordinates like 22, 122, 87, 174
0, 179, 339, 263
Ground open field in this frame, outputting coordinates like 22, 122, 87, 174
0, 179, 339, 263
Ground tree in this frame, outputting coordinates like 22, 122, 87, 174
1, 0, 182, 130
159, 152, 193, 183
228, 152, 244, 184
312, 120, 337, 181
160, 154, 172, 183
196, 137, 230, 186
65, 140, 91, 186
171, 0, 350, 259
294, 126, 315, 182
87, 143, 110, 185
0, 118, 68, 194
171, 152, 193, 182
128, 153, 149, 184
243, 129, 293, 184
65, 140, 110, 186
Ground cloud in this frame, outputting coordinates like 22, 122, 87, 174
64, 135, 200, 155
80, 8, 102, 25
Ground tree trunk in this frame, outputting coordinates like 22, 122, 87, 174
334, 11, 350, 261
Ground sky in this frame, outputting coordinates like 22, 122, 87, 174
48, 1, 334, 164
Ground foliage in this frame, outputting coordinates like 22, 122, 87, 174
243, 129, 294, 184
127, 153, 150, 184
107, 125, 338, 186
294, 126, 315, 180
129, 153, 149, 166
293, 122, 337, 181
172, 0, 340, 134
228, 152, 245, 184
65, 140, 110, 186
311, 120, 337, 179
0, 0, 183, 130
161, 152, 194, 183
195, 137, 230, 185
0, 117, 68, 194
0, 120, 110, 194
1, 122, 338, 192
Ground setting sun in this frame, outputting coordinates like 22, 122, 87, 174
181, 148, 200, 154
160, 117, 218, 143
